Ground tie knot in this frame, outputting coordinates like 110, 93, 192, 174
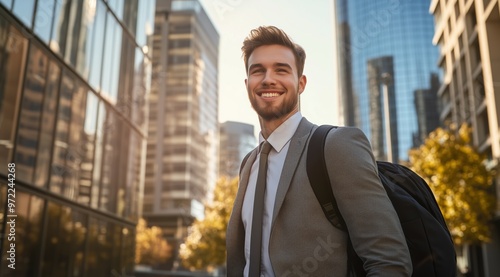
260, 141, 272, 155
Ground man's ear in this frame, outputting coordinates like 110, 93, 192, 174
298, 75, 307, 94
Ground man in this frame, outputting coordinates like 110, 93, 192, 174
226, 26, 412, 277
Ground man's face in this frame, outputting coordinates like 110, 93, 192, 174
245, 45, 306, 122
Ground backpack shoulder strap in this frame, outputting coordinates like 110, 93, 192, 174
307, 125, 366, 276
306, 125, 346, 230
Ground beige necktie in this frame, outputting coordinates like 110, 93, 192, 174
249, 141, 272, 276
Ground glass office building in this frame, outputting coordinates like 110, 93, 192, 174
335, 0, 441, 161
142, 0, 219, 269
0, 0, 155, 276
219, 121, 256, 178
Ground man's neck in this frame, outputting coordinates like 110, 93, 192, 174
259, 111, 299, 139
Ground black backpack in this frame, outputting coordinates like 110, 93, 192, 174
306, 125, 457, 277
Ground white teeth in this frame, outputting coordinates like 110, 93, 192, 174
262, 92, 280, 98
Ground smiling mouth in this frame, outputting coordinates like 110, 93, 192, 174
261, 92, 281, 98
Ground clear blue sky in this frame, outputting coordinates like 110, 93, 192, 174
199, 0, 339, 136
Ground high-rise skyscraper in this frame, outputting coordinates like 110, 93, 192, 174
219, 121, 257, 178
431, 0, 500, 276
334, 0, 442, 162
143, 0, 219, 268
0, 0, 155, 275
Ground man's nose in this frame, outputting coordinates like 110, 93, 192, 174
262, 72, 276, 86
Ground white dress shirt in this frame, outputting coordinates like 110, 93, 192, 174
242, 112, 303, 277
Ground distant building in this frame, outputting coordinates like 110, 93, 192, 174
143, 0, 219, 269
219, 121, 257, 178
430, 0, 500, 276
334, 0, 441, 162
413, 73, 441, 147
0, 0, 155, 275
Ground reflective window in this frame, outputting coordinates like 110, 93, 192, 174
121, 226, 135, 275
70, 211, 87, 276
41, 203, 82, 276
34, 61, 60, 188
135, 0, 155, 50
101, 12, 122, 103
126, 130, 144, 220
0, 19, 28, 173
75, 0, 98, 79
12, 0, 35, 27
50, 0, 70, 56
123, 0, 138, 35
34, 0, 56, 44
86, 219, 115, 275
77, 92, 98, 206
132, 49, 151, 131
64, 80, 87, 201
50, 70, 74, 195
88, 0, 106, 90
14, 45, 49, 184
107, 0, 124, 20
0, 192, 44, 276
97, 105, 120, 214
0, 0, 12, 9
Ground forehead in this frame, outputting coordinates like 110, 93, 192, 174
248, 45, 296, 68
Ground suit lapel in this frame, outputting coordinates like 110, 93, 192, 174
233, 149, 258, 219
272, 118, 314, 223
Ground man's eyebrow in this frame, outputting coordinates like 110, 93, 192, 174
274, 62, 292, 69
248, 63, 264, 71
248, 63, 292, 71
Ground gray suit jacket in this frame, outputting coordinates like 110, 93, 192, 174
226, 118, 412, 277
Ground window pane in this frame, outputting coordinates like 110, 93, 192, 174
75, 0, 98, 79
64, 0, 97, 69
90, 101, 105, 209
34, 0, 56, 43
121, 227, 135, 275
64, 82, 87, 201
14, 45, 49, 184
86, 219, 113, 275
98, 106, 120, 213
50, 70, 74, 194
88, 0, 106, 90
50, 0, 70, 56
69, 211, 87, 276
12, 0, 35, 27
0, 20, 28, 172
41, 203, 72, 276
34, 61, 60, 188
0, 0, 13, 9
136, 0, 155, 48
123, 0, 138, 35
77, 92, 98, 206
101, 13, 122, 102
126, 130, 143, 221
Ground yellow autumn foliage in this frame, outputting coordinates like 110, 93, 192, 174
408, 124, 496, 246
179, 176, 238, 271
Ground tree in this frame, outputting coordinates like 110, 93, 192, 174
179, 176, 238, 271
408, 124, 496, 246
135, 218, 172, 266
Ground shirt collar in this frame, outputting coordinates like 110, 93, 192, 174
259, 112, 303, 153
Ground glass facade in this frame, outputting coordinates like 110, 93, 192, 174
335, 0, 441, 161
219, 121, 257, 178
0, 0, 155, 275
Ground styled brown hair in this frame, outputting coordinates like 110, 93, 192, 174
242, 26, 306, 77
